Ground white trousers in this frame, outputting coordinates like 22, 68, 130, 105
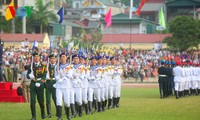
56, 88, 70, 107
108, 86, 113, 99
104, 85, 109, 100
113, 85, 120, 98
70, 88, 82, 105
100, 87, 105, 101
88, 88, 100, 102
82, 88, 88, 104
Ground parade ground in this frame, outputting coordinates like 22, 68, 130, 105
0, 81, 199, 120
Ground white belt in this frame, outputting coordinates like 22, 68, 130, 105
159, 75, 167, 77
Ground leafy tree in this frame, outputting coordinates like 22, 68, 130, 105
0, 15, 12, 33
32, 0, 57, 33
163, 16, 200, 51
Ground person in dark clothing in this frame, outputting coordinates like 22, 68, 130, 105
158, 60, 168, 99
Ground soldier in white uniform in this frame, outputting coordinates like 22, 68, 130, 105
111, 56, 123, 108
71, 54, 85, 117
102, 55, 109, 110
97, 56, 106, 111
191, 64, 198, 95
196, 65, 200, 95
173, 61, 183, 99
88, 56, 101, 113
55, 53, 72, 120
107, 56, 113, 109
79, 55, 90, 115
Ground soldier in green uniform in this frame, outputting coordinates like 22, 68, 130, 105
27, 52, 47, 120
45, 54, 57, 118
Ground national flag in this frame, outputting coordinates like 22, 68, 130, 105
16, 7, 26, 18
5, 0, 16, 20
135, 0, 146, 16
105, 8, 112, 29
57, 7, 64, 24
24, 6, 33, 18
159, 7, 166, 28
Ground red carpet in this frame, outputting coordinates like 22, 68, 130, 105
0, 82, 24, 103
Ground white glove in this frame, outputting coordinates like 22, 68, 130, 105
53, 84, 56, 88
35, 83, 41, 87
29, 74, 35, 80
57, 79, 63, 83
55, 76, 60, 81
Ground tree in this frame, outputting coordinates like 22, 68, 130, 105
163, 16, 200, 51
32, 0, 57, 33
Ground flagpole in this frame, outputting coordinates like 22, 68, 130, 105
129, 0, 133, 19
22, 0, 26, 34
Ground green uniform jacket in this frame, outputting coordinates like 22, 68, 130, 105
45, 64, 56, 89
27, 63, 47, 90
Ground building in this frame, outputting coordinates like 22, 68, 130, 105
166, 0, 200, 21
0, 33, 50, 48
101, 13, 158, 34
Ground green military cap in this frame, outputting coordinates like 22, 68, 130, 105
32, 52, 40, 56
49, 54, 57, 58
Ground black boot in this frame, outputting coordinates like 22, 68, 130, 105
30, 104, 36, 120
102, 101, 105, 111
57, 106, 62, 120
88, 101, 93, 114
175, 91, 179, 99
39, 103, 46, 119
113, 98, 117, 108
116, 97, 120, 108
78, 105, 82, 117
70, 104, 77, 118
105, 100, 107, 109
46, 104, 51, 118
84, 103, 89, 115
93, 100, 98, 112
97, 102, 101, 112
108, 99, 112, 109
65, 107, 70, 120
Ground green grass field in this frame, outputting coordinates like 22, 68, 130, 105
0, 88, 199, 120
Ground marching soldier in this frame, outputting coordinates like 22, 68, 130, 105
27, 52, 47, 120
71, 54, 85, 117
173, 61, 183, 99
88, 56, 101, 113
158, 60, 168, 99
97, 56, 106, 112
111, 56, 123, 108
79, 55, 90, 115
45, 54, 57, 118
107, 56, 113, 109
55, 53, 72, 120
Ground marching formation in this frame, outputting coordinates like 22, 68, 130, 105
158, 60, 200, 99
27, 51, 123, 120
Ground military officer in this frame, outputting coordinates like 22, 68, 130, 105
55, 53, 72, 120
27, 52, 47, 120
158, 60, 168, 99
45, 54, 57, 118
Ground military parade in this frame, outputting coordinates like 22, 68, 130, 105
158, 60, 200, 99
1, 0, 200, 120
25, 47, 123, 120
